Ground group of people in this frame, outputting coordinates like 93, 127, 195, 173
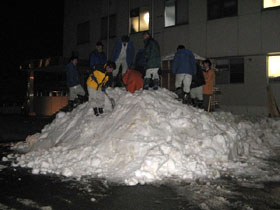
65, 31, 215, 114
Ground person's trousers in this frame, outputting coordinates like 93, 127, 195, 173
190, 86, 203, 100
175, 74, 192, 93
145, 68, 159, 80
69, 84, 85, 101
87, 86, 105, 108
203, 94, 212, 111
113, 58, 128, 77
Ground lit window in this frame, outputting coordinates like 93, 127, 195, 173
263, 0, 280, 8
130, 7, 149, 33
268, 56, 280, 78
164, 0, 189, 27
165, 0, 176, 27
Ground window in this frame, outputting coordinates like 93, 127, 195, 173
130, 7, 149, 33
77, 21, 90, 44
263, 0, 280, 8
207, 0, 237, 20
215, 57, 244, 84
101, 14, 116, 40
268, 55, 280, 81
164, 0, 188, 27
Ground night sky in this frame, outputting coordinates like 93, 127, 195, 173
0, 1, 64, 103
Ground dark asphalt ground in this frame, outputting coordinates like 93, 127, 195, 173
0, 114, 280, 210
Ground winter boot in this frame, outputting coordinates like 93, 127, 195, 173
143, 78, 151, 90
98, 108, 104, 115
64, 100, 74, 112
175, 87, 183, 100
153, 79, 159, 90
93, 107, 99, 116
197, 100, 204, 109
182, 92, 190, 104
191, 98, 197, 107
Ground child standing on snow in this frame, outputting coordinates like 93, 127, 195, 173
87, 61, 116, 116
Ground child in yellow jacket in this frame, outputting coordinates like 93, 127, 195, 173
87, 61, 116, 116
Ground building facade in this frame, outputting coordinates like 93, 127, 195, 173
63, 0, 280, 115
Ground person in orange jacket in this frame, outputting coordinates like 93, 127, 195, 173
122, 69, 144, 93
202, 59, 215, 111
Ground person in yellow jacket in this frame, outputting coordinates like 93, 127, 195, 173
87, 61, 116, 116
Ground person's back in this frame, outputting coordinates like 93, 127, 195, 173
122, 69, 143, 93
172, 49, 196, 75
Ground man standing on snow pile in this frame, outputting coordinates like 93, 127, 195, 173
89, 41, 107, 69
87, 61, 116, 116
65, 56, 85, 111
111, 35, 135, 87
190, 61, 205, 108
172, 45, 197, 104
202, 59, 215, 111
142, 31, 161, 90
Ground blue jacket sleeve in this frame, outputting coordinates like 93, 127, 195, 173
111, 40, 121, 62
172, 53, 178, 74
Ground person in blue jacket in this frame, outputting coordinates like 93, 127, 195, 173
172, 45, 196, 104
65, 56, 85, 111
111, 35, 135, 86
89, 41, 107, 69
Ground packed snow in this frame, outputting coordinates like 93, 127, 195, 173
10, 88, 280, 185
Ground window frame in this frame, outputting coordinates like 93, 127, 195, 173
77, 21, 90, 45
100, 14, 117, 40
130, 7, 150, 34
207, 0, 238, 21
215, 56, 245, 85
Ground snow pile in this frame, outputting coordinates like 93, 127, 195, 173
11, 88, 280, 185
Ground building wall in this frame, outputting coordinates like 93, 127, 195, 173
63, 0, 280, 115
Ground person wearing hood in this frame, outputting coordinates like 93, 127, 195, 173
172, 45, 196, 104
111, 35, 135, 86
142, 31, 161, 90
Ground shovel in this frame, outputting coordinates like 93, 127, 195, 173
104, 91, 115, 109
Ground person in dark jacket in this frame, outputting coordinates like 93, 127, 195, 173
87, 61, 116, 116
190, 61, 205, 108
111, 35, 135, 86
172, 45, 196, 104
89, 41, 107, 69
65, 56, 85, 111
142, 31, 161, 90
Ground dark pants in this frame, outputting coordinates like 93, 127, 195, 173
203, 94, 212, 111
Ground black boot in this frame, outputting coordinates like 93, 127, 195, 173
197, 100, 204, 109
153, 79, 159, 90
93, 107, 99, 116
191, 98, 197, 107
175, 87, 183, 100
98, 108, 104, 114
182, 92, 190, 104
143, 78, 151, 90
64, 100, 74, 112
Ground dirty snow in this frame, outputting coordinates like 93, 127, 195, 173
10, 88, 280, 185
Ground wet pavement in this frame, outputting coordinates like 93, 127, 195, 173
1, 114, 280, 210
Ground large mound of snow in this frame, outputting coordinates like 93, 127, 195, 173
12, 88, 280, 185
